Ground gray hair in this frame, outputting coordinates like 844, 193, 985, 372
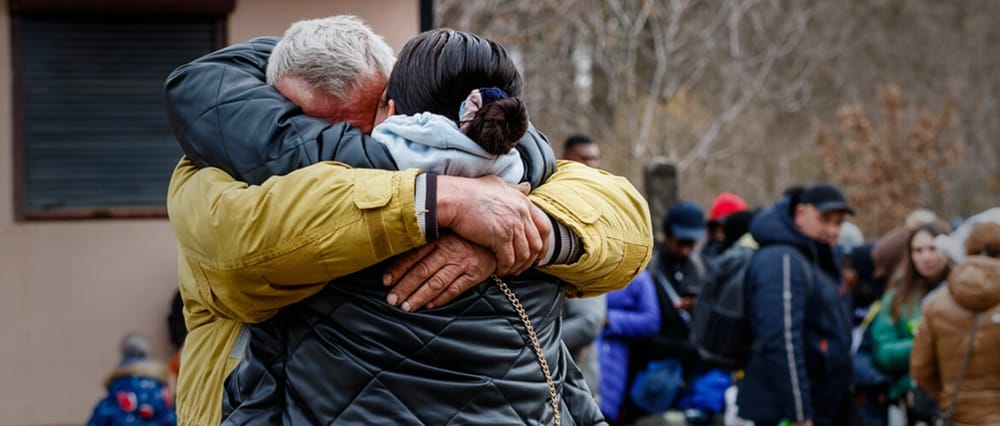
266, 15, 395, 99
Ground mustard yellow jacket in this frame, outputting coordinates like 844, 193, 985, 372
168, 158, 651, 425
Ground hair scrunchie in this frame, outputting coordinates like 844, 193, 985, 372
458, 87, 508, 133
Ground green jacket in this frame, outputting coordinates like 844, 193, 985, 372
871, 289, 923, 399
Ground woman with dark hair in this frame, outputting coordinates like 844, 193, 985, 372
219, 29, 610, 425
870, 221, 952, 415
368, 29, 531, 183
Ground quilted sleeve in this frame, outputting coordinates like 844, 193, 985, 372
604, 271, 661, 338
515, 124, 557, 188
163, 37, 397, 185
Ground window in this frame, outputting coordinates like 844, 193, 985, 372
11, 1, 231, 220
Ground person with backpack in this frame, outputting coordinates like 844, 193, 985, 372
690, 209, 759, 371
701, 192, 749, 262
623, 201, 717, 423
737, 184, 855, 426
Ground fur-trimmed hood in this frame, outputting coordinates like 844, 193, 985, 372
947, 255, 1000, 311
103, 360, 174, 389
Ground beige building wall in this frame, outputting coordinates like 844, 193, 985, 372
230, 0, 418, 51
0, 1, 418, 424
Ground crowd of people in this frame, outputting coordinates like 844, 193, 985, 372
593, 188, 1000, 426
84, 14, 1000, 426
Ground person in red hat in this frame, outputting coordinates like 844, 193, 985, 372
702, 192, 748, 261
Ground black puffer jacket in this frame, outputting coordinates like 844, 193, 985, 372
164, 38, 602, 424
164, 37, 556, 188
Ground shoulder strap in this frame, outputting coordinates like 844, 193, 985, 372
651, 262, 682, 307
860, 300, 882, 331
941, 312, 983, 425
690, 252, 707, 281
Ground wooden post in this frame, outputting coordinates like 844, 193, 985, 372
644, 157, 678, 246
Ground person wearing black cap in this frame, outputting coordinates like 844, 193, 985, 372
618, 201, 715, 423
736, 184, 857, 426
651, 200, 711, 314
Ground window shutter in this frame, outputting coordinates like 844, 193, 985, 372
16, 14, 218, 214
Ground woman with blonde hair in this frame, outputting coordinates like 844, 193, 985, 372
911, 222, 1000, 425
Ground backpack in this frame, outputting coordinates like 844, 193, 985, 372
690, 244, 813, 370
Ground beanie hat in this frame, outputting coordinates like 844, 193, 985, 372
838, 221, 865, 254
708, 192, 748, 222
871, 226, 909, 278
722, 210, 755, 247
120, 333, 150, 367
965, 222, 1000, 257
905, 208, 939, 229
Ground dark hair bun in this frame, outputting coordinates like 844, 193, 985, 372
465, 97, 528, 156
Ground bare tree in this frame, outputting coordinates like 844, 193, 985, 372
439, 0, 817, 180
816, 85, 960, 235
435, 0, 1000, 228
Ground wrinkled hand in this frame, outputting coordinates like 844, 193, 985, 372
436, 175, 550, 275
383, 232, 496, 311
